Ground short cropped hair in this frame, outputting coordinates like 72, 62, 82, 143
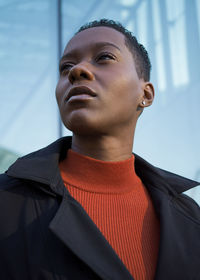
76, 19, 151, 81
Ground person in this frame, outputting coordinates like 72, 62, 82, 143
0, 19, 199, 280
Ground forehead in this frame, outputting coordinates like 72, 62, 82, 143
64, 26, 128, 55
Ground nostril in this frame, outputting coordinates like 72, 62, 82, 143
80, 73, 88, 79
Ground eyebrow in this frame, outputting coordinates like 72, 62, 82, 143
60, 41, 121, 62
93, 42, 121, 51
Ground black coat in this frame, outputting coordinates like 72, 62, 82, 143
0, 136, 199, 280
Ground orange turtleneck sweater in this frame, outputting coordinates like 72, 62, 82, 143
59, 149, 160, 280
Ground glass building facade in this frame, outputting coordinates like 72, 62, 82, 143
1, 0, 200, 188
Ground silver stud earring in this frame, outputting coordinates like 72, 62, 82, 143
142, 100, 146, 105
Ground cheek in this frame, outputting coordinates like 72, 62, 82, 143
55, 90, 59, 107
124, 68, 141, 98
55, 82, 61, 103
103, 75, 142, 124
110, 73, 141, 105
55, 79, 65, 107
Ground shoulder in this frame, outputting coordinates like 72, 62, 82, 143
0, 173, 30, 208
0, 173, 22, 191
183, 185, 200, 207
134, 153, 199, 193
0, 173, 27, 210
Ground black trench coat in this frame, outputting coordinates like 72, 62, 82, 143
0, 136, 199, 280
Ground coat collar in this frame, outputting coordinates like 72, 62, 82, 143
6, 136, 200, 279
7, 136, 199, 196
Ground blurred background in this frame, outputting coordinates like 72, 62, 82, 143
0, 0, 200, 186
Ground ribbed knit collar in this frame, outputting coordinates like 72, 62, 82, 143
59, 149, 142, 194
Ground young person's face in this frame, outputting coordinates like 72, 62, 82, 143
56, 26, 147, 136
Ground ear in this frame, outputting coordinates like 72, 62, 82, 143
139, 82, 155, 108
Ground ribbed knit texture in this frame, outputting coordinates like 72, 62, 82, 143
59, 149, 160, 280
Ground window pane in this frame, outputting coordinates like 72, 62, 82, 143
0, 0, 58, 161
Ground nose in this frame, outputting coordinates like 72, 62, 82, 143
68, 63, 94, 84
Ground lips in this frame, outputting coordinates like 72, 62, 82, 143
66, 86, 97, 102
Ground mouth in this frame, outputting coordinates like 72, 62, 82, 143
66, 86, 97, 102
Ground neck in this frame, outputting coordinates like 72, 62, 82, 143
71, 131, 135, 162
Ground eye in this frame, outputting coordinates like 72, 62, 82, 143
59, 63, 73, 74
96, 52, 115, 62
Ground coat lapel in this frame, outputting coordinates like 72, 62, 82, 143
49, 188, 134, 280
148, 186, 200, 280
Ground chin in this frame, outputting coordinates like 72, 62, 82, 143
63, 115, 102, 136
